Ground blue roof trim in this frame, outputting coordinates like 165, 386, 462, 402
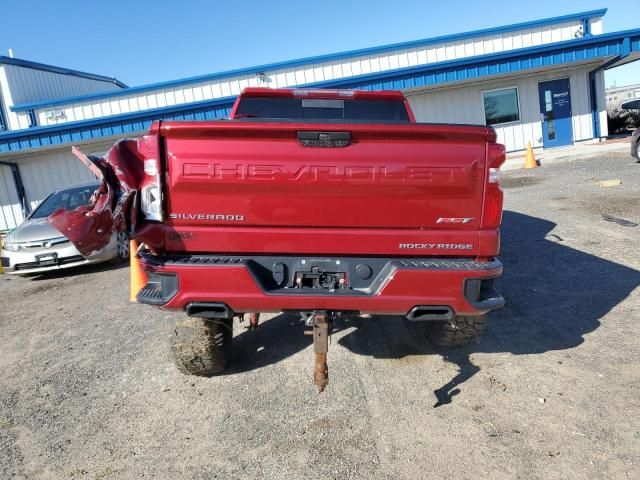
335, 39, 637, 92
10, 8, 607, 112
296, 28, 640, 89
0, 95, 235, 141
0, 99, 234, 154
3, 26, 638, 155
0, 56, 127, 88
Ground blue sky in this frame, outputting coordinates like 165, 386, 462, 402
0, 1, 637, 88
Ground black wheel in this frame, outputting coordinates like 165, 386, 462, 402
636, 141, 640, 162
408, 315, 486, 347
169, 316, 233, 376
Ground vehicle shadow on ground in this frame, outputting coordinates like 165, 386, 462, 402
226, 314, 311, 375
23, 259, 128, 281
225, 211, 640, 406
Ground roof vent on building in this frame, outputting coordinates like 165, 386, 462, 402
45, 109, 65, 121
256, 72, 271, 85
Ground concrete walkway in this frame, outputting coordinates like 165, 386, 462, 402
503, 138, 633, 171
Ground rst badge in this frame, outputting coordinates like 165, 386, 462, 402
436, 217, 474, 224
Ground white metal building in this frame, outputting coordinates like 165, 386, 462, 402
0, 57, 126, 230
1, 8, 639, 231
606, 83, 640, 111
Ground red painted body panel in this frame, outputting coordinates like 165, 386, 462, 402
49, 138, 146, 255
143, 259, 502, 316
163, 225, 486, 256
160, 121, 496, 256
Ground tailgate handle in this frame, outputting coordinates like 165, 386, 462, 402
297, 131, 351, 148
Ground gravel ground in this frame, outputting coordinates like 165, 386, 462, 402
1, 153, 639, 480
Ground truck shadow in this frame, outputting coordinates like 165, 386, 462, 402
226, 211, 640, 406
25, 259, 128, 280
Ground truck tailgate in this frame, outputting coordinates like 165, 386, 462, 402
161, 121, 493, 256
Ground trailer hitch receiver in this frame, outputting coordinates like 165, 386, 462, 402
311, 312, 331, 393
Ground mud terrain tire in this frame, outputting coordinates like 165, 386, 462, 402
426, 315, 486, 346
409, 315, 486, 347
169, 316, 232, 376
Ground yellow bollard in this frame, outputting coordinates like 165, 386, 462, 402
129, 239, 147, 302
524, 142, 537, 169
0, 237, 4, 274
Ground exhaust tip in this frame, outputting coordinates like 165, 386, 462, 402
186, 302, 233, 319
406, 306, 454, 322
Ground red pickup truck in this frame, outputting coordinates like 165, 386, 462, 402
52, 88, 505, 391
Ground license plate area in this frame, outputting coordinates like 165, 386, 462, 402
294, 266, 347, 290
35, 252, 58, 265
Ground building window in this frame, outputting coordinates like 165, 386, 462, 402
0, 97, 6, 131
483, 87, 520, 126
27, 110, 38, 128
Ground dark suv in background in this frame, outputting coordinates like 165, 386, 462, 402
621, 99, 640, 161
631, 128, 640, 161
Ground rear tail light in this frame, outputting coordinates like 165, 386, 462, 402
487, 142, 506, 169
481, 143, 506, 229
138, 136, 163, 222
141, 175, 162, 221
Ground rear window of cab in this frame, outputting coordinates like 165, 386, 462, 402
234, 97, 410, 123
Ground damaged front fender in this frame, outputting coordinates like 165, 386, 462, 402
48, 137, 152, 256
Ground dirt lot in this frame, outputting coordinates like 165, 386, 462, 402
1, 153, 639, 480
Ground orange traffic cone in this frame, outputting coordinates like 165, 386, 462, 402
129, 239, 147, 302
524, 142, 537, 169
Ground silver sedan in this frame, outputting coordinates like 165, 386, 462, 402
1, 182, 129, 275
